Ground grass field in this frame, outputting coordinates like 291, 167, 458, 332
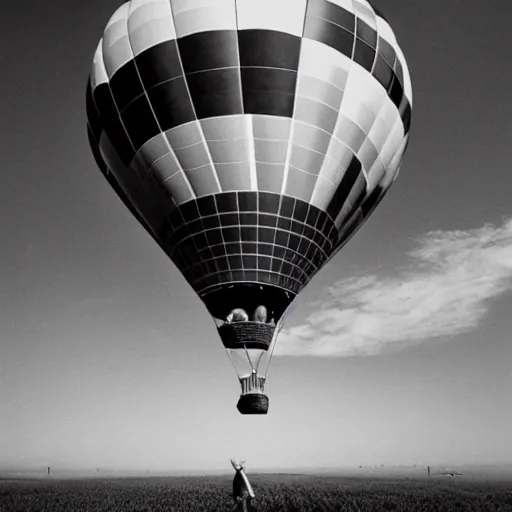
1, 474, 512, 511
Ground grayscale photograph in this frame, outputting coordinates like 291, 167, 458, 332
1, 0, 511, 510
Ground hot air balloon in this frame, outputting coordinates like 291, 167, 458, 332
86, 0, 412, 414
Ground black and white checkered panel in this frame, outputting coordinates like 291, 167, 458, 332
158, 191, 338, 296
87, 0, 412, 301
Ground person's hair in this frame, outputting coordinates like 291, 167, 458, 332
253, 305, 267, 323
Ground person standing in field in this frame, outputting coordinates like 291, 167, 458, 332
231, 459, 255, 511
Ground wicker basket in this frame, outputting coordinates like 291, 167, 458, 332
237, 393, 269, 414
218, 321, 275, 350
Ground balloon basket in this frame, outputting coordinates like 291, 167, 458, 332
237, 393, 269, 415
219, 321, 275, 350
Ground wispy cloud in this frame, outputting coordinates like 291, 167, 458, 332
275, 218, 512, 357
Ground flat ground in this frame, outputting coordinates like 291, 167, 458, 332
1, 474, 512, 511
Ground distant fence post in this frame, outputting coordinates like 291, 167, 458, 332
427, 466, 431, 477
48, 466, 50, 476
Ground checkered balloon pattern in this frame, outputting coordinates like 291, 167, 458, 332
87, 0, 412, 317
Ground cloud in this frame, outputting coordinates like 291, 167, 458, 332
275, 218, 512, 357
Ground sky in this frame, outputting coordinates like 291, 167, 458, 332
1, 0, 512, 474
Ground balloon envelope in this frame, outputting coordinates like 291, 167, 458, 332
86, 0, 412, 409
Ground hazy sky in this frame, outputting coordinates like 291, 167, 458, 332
1, 0, 512, 473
